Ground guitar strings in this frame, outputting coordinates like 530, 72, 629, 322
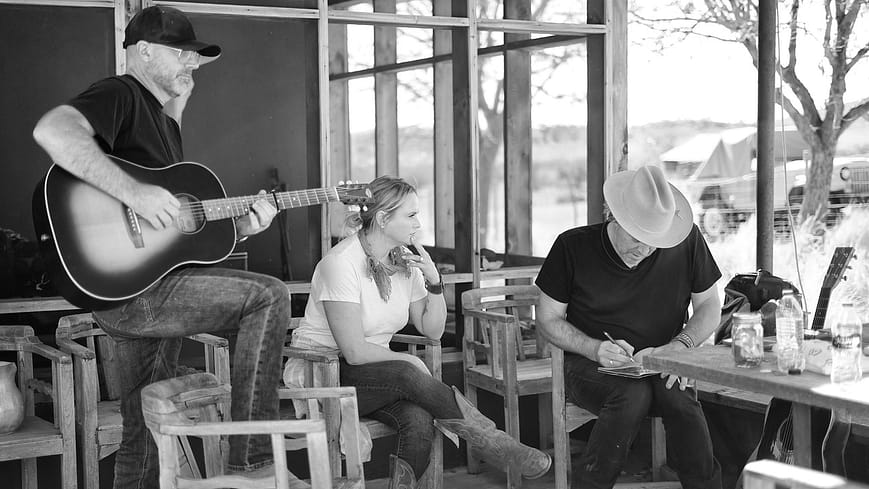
170, 187, 348, 219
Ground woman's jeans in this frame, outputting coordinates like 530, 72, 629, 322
339, 359, 462, 477
93, 267, 289, 489
563, 354, 722, 489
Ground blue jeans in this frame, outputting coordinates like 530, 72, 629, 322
339, 359, 462, 477
563, 354, 722, 489
94, 267, 289, 489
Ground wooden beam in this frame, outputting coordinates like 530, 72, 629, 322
478, 18, 606, 36
0, 0, 115, 6
374, 0, 398, 176
331, 34, 582, 82
433, 0, 455, 248
504, 0, 532, 256
153, 1, 318, 19
328, 10, 467, 28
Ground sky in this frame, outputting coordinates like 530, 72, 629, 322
343, 3, 869, 131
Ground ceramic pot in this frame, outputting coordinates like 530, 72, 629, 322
0, 361, 25, 434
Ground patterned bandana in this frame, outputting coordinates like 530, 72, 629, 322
358, 231, 412, 301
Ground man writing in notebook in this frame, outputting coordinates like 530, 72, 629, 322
535, 165, 723, 489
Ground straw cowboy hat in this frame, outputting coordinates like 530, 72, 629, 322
603, 165, 693, 248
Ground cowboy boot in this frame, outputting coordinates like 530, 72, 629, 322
434, 386, 551, 479
387, 454, 417, 489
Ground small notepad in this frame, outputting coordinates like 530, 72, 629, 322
597, 364, 660, 379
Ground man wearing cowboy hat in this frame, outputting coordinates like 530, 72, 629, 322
536, 165, 723, 489
32, 7, 301, 489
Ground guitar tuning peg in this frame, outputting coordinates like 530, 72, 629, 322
362, 205, 368, 212
338, 180, 345, 186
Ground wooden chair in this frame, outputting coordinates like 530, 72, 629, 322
283, 317, 444, 489
55, 313, 232, 489
0, 325, 77, 489
742, 460, 869, 489
461, 285, 553, 489
141, 372, 352, 489
462, 285, 669, 489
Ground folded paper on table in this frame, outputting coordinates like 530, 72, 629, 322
598, 364, 660, 379
803, 339, 869, 376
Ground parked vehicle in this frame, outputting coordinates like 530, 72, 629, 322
689, 156, 869, 238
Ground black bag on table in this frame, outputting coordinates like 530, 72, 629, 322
714, 269, 799, 344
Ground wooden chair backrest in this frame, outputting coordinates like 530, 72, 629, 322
461, 285, 542, 376
56, 313, 122, 401
142, 372, 335, 489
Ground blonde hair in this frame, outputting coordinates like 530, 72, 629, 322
345, 175, 417, 232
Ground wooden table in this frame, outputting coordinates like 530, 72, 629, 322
644, 345, 869, 468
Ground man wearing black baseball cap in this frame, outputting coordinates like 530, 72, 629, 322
33, 7, 302, 489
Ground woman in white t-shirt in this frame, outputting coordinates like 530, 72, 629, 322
285, 176, 550, 487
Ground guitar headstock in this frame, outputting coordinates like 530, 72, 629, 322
336, 183, 372, 205
821, 246, 856, 290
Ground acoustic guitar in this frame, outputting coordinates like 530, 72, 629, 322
749, 246, 855, 475
32, 157, 371, 310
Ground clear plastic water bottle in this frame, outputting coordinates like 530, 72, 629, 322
775, 289, 805, 374
831, 303, 863, 384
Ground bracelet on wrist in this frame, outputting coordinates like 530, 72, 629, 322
673, 331, 694, 349
425, 273, 444, 295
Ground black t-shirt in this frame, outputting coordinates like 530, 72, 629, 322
68, 75, 183, 167
535, 222, 721, 351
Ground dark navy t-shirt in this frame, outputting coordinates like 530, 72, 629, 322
68, 75, 183, 167
535, 222, 721, 351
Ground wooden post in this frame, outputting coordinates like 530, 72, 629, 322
374, 0, 398, 176
587, 0, 627, 224
434, 0, 455, 248
452, 0, 480, 345
504, 0, 532, 258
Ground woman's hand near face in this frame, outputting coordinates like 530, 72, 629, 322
404, 239, 440, 284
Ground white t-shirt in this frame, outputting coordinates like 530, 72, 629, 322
291, 233, 428, 350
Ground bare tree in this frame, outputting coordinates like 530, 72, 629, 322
632, 0, 869, 223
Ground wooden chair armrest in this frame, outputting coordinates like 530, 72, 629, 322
463, 309, 519, 327
55, 337, 97, 360
283, 346, 340, 363
278, 386, 357, 400
162, 419, 326, 437
28, 342, 72, 365
186, 333, 229, 348
391, 334, 441, 347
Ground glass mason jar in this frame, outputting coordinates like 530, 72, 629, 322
732, 312, 764, 368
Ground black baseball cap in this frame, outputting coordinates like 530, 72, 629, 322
123, 6, 221, 63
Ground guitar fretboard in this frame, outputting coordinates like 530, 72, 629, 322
200, 188, 340, 220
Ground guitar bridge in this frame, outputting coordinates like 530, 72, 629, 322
124, 205, 145, 248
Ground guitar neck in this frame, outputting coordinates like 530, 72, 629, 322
812, 289, 831, 330
200, 188, 340, 220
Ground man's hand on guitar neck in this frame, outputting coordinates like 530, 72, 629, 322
235, 190, 278, 238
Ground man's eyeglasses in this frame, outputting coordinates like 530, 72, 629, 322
151, 43, 201, 65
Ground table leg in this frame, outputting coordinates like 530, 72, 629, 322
792, 403, 812, 468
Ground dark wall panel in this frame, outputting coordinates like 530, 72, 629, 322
182, 14, 318, 279
0, 5, 115, 240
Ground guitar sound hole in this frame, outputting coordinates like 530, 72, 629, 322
175, 194, 205, 234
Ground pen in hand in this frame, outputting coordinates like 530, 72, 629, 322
604, 331, 637, 364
